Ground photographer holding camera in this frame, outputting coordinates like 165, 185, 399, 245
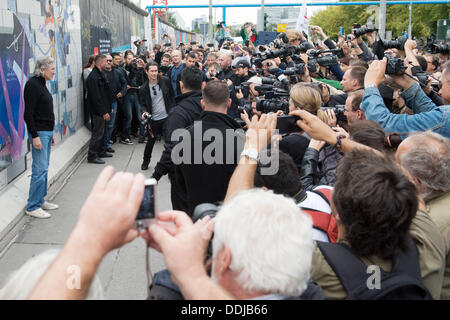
361, 58, 450, 138
215, 21, 232, 48
138, 62, 175, 171
121, 51, 146, 145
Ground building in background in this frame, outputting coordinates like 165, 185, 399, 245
191, 15, 209, 41
257, 7, 301, 31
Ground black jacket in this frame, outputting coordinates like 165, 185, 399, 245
218, 67, 236, 82
86, 66, 111, 116
152, 91, 204, 180
125, 63, 146, 95
300, 145, 342, 190
138, 76, 175, 116
175, 111, 245, 215
168, 63, 185, 96
279, 133, 310, 175
24, 76, 55, 138
104, 68, 127, 102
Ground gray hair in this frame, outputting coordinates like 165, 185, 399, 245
33, 56, 54, 77
399, 131, 450, 195
0, 249, 104, 300
443, 60, 450, 83
212, 189, 313, 297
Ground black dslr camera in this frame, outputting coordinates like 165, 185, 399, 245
352, 23, 378, 38
383, 36, 408, 51
321, 105, 347, 123
193, 203, 219, 259
385, 55, 407, 75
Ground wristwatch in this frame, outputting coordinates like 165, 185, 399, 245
241, 149, 259, 162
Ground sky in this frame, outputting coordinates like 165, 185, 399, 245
141, 0, 339, 30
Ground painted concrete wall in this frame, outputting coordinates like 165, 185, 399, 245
0, 0, 148, 191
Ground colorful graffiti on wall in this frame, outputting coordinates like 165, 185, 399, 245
0, 0, 81, 173
157, 18, 198, 47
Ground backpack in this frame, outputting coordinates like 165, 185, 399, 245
316, 240, 433, 300
298, 188, 338, 243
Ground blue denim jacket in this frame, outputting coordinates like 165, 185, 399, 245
360, 85, 450, 138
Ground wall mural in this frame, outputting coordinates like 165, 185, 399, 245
0, 0, 82, 174
79, 0, 146, 66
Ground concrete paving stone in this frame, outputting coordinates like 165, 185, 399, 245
0, 243, 63, 289
0, 138, 172, 299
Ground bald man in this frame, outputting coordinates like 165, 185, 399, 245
169, 50, 185, 96
217, 52, 234, 81
396, 131, 450, 299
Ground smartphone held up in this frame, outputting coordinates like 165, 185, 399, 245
134, 179, 157, 231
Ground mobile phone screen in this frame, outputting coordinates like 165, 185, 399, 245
136, 181, 156, 221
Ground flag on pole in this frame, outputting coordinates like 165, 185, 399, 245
295, 0, 309, 34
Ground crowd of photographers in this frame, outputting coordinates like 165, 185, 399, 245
2, 22, 450, 300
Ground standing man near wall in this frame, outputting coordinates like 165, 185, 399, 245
103, 54, 127, 154
86, 54, 112, 164
122, 51, 146, 145
111, 52, 127, 143
23, 57, 59, 219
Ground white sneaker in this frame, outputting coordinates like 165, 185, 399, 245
42, 201, 59, 210
25, 208, 51, 219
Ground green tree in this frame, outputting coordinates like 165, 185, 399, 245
193, 21, 200, 33
310, 0, 450, 40
168, 11, 179, 29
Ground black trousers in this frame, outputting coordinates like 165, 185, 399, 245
168, 171, 188, 213
143, 118, 167, 163
88, 114, 106, 161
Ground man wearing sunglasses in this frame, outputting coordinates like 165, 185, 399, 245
138, 62, 175, 170
103, 54, 127, 155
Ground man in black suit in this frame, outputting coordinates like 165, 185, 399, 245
86, 54, 112, 164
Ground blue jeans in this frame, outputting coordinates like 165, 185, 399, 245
104, 101, 117, 149
27, 131, 53, 211
123, 93, 144, 139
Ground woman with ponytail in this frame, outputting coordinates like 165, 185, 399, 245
349, 120, 402, 157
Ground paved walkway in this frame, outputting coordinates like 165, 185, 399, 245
0, 138, 171, 299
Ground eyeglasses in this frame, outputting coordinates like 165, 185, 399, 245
152, 86, 160, 95
107, 60, 112, 62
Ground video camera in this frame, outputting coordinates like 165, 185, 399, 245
431, 42, 449, 55
385, 54, 407, 75
419, 34, 449, 55
352, 23, 378, 38
382, 36, 408, 51
238, 77, 290, 117
321, 105, 347, 123
307, 48, 343, 72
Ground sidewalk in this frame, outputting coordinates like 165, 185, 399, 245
0, 138, 170, 299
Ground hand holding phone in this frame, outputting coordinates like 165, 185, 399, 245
276, 115, 302, 135
134, 179, 157, 231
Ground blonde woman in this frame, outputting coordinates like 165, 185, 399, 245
286, 83, 343, 188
